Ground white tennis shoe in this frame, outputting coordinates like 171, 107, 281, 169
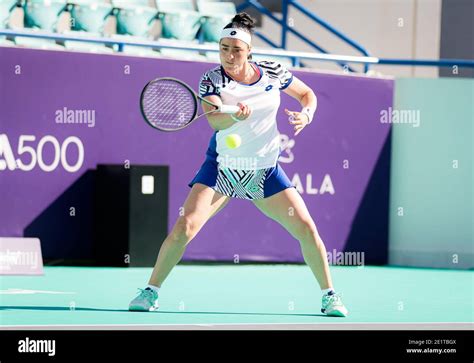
129, 287, 159, 312
321, 291, 348, 317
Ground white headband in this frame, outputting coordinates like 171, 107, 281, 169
220, 28, 252, 46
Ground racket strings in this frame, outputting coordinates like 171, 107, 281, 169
142, 80, 196, 130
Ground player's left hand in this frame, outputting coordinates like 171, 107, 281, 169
285, 108, 310, 136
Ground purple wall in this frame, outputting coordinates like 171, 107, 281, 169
0, 47, 393, 263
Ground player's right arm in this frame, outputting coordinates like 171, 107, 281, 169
199, 71, 250, 131
201, 96, 237, 131
202, 97, 251, 131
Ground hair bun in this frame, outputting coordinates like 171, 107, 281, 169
231, 12, 256, 32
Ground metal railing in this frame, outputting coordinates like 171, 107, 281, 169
1, 29, 473, 71
237, 0, 371, 72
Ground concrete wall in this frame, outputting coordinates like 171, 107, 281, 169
252, 0, 442, 78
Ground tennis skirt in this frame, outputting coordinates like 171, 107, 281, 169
188, 159, 294, 200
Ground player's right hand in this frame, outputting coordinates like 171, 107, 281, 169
233, 102, 252, 121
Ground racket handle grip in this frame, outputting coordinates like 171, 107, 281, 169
219, 105, 241, 114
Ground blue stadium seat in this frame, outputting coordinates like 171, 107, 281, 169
24, 0, 67, 32
0, 0, 17, 46
197, 0, 235, 43
64, 1, 116, 54
113, 1, 158, 38
16, 0, 67, 49
155, 0, 202, 41
0, 0, 18, 30
69, 0, 113, 34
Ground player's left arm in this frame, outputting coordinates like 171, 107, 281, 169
282, 76, 317, 136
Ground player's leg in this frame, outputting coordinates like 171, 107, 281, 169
253, 187, 333, 289
129, 183, 229, 311
148, 183, 230, 287
209, 196, 230, 219
253, 187, 348, 316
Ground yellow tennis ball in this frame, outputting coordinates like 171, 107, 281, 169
225, 134, 242, 149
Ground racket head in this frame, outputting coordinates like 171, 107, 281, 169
140, 77, 199, 132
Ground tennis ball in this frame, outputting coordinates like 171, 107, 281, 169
225, 134, 242, 149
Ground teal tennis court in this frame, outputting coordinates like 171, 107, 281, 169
1, 265, 471, 329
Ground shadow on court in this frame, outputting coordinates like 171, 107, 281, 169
0, 305, 328, 317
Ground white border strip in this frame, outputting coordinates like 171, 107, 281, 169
1, 322, 472, 330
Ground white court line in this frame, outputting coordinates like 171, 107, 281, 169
0, 289, 76, 295
0, 322, 472, 330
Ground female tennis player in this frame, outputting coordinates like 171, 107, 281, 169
130, 13, 348, 317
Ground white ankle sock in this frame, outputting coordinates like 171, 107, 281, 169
322, 287, 335, 296
146, 285, 160, 293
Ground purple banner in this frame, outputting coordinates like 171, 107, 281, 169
0, 47, 393, 263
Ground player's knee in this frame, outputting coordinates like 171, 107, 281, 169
294, 222, 319, 244
172, 216, 200, 243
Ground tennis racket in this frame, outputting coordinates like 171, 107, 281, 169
140, 77, 240, 132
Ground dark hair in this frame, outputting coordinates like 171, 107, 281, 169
223, 12, 255, 59
223, 12, 256, 34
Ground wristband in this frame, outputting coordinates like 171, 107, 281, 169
301, 107, 315, 124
